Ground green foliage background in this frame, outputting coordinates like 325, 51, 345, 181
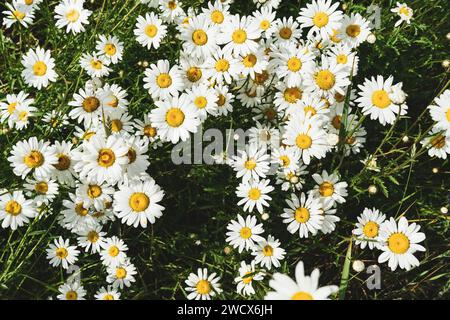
0, 0, 449, 299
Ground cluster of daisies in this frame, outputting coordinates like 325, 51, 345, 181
0, 0, 436, 300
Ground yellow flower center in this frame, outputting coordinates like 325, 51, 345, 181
194, 96, 207, 109
111, 119, 123, 133
97, 148, 116, 167
217, 94, 226, 107
431, 135, 445, 149
319, 182, 334, 197
211, 10, 224, 24
66, 9, 80, 22
279, 27, 293, 39
87, 184, 102, 199
215, 59, 230, 72
279, 155, 290, 167
108, 245, 120, 257
295, 207, 310, 223
371, 90, 391, 109
55, 247, 68, 259
232, 29, 247, 44
186, 66, 202, 83
332, 115, 341, 130
262, 245, 273, 256
165, 108, 185, 127
388, 232, 410, 254
363, 221, 379, 238
87, 231, 99, 243
104, 43, 117, 56
304, 105, 317, 116
167, 0, 177, 10
239, 227, 252, 239
315, 70, 336, 90
156, 73, 172, 88
82, 96, 100, 113
399, 7, 410, 15
291, 292, 314, 300
313, 11, 329, 27
24, 150, 44, 168
35, 182, 49, 194
446, 108, 450, 122
242, 54, 257, 68
196, 280, 211, 295
65, 291, 78, 300
244, 159, 257, 170
33, 61, 47, 76
330, 29, 341, 43
192, 29, 208, 45
55, 154, 71, 171
5, 200, 22, 216
346, 24, 361, 38
260, 19, 270, 30
129, 192, 150, 212
287, 57, 302, 72
116, 267, 127, 279
90, 59, 103, 70
7, 102, 17, 115
248, 188, 261, 200
145, 24, 158, 38
242, 272, 253, 284
284, 87, 302, 103
127, 148, 137, 164
144, 125, 157, 137
13, 10, 25, 20
336, 54, 348, 64
295, 134, 312, 149
25, 0, 34, 5
103, 294, 114, 300
75, 203, 88, 216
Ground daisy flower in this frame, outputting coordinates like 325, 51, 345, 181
356, 75, 408, 126
248, 121, 280, 148
2, 1, 35, 29
77, 225, 107, 254
149, 93, 201, 144
94, 286, 121, 300
24, 176, 59, 206
236, 179, 274, 214
391, 2, 413, 27
46, 236, 80, 269
60, 193, 97, 232
252, 7, 276, 38
282, 192, 324, 238
68, 86, 102, 126
76, 180, 114, 211
378, 217, 426, 271
205, 48, 240, 85
265, 260, 338, 300
113, 176, 165, 228
106, 259, 137, 289
235, 260, 265, 296
218, 14, 261, 56
100, 236, 128, 267
51, 141, 76, 186
237, 49, 269, 80
214, 84, 234, 116
353, 207, 386, 250
41, 110, 69, 130
108, 112, 135, 135
56, 282, 86, 300
296, 93, 329, 119
185, 83, 218, 121
421, 127, 450, 159
310, 170, 348, 205
338, 13, 371, 48
159, 0, 184, 23
185, 268, 222, 300
143, 60, 184, 100
97, 83, 129, 117
134, 12, 167, 50
134, 113, 159, 143
96, 34, 124, 64
232, 143, 270, 183
21, 47, 57, 90
271, 146, 301, 173
181, 15, 219, 59
54, 0, 91, 34
251, 235, 286, 269
202, 0, 230, 27
428, 89, 450, 131
0, 190, 37, 230
327, 43, 359, 76
225, 214, 265, 253
79, 52, 111, 78
0, 90, 35, 129
123, 135, 150, 177
273, 82, 305, 113
297, 0, 343, 40
179, 55, 209, 88
8, 137, 57, 179
318, 198, 340, 234
272, 16, 302, 44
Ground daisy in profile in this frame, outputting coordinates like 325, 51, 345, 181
185, 268, 222, 300
77, 225, 107, 254
159, 0, 184, 23
251, 235, 286, 269
235, 261, 265, 296
8, 137, 57, 179
215, 84, 234, 116
232, 144, 270, 183
51, 141, 76, 186
265, 260, 338, 300
428, 89, 450, 131
134, 12, 167, 50
181, 15, 219, 59
338, 13, 371, 48
74, 135, 129, 185
282, 192, 323, 238
378, 216, 426, 271
226, 214, 265, 253
143, 60, 184, 100
391, 2, 413, 27
94, 286, 121, 300
96, 35, 124, 64
353, 208, 386, 250
54, 0, 92, 34
68, 87, 102, 126
356, 75, 408, 126
106, 259, 137, 289
56, 282, 86, 300
97, 83, 129, 117
185, 83, 218, 121
24, 176, 59, 206
21, 47, 57, 90
133, 114, 159, 143
149, 93, 200, 144
310, 170, 348, 205
0, 190, 37, 230
46, 236, 80, 269
272, 16, 302, 44
80, 52, 111, 78
297, 0, 343, 40
421, 128, 450, 159
100, 236, 128, 267
236, 179, 274, 214
296, 94, 329, 119
218, 14, 261, 56
0, 91, 35, 128
2, 1, 35, 29
318, 198, 340, 234
113, 176, 165, 228
123, 136, 150, 177
205, 48, 239, 85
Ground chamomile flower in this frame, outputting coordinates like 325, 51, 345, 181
237, 49, 269, 80
46, 236, 79, 269
179, 55, 209, 88
42, 110, 69, 131
252, 6, 276, 38
272, 17, 302, 44
353, 208, 386, 250
282, 192, 324, 238
327, 43, 359, 76
100, 236, 128, 267
61, 193, 98, 232
21, 47, 57, 90
233, 144, 270, 183
149, 93, 201, 144
248, 121, 280, 147
159, 0, 184, 23
57, 282, 86, 300
143, 60, 184, 100
77, 225, 107, 254
0, 91, 35, 129
273, 82, 305, 113
2, 1, 35, 29
8, 137, 57, 179
97, 83, 129, 117
421, 128, 450, 159
218, 14, 261, 56
108, 112, 135, 135
391, 2, 413, 27
297, 0, 343, 40
338, 13, 371, 48
24, 177, 59, 206
202, 0, 230, 27
181, 15, 219, 59
271, 146, 301, 173
254, 0, 281, 10
265, 260, 338, 300
251, 235, 286, 269
94, 286, 121, 300
106, 259, 137, 289
54, 0, 91, 34
134, 114, 159, 143
134, 12, 167, 50
123, 136, 151, 177
205, 48, 240, 85
295, 93, 329, 119
68, 87, 102, 126
428, 89, 450, 131
214, 84, 234, 116
235, 261, 265, 296
236, 178, 274, 214
113, 176, 165, 227
318, 198, 339, 234
185, 83, 218, 121
76, 181, 114, 211
378, 217, 426, 271
310, 170, 348, 205
185, 268, 222, 300
0, 190, 37, 230
80, 52, 112, 78
226, 214, 265, 253
51, 141, 76, 186
96, 34, 124, 64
